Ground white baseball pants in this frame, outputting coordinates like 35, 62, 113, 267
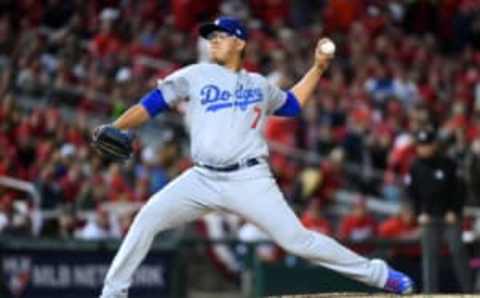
100, 163, 388, 297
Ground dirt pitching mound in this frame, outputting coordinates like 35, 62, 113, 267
267, 294, 479, 298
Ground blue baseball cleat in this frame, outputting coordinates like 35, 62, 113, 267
384, 267, 415, 294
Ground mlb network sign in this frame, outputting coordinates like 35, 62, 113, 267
1, 250, 174, 298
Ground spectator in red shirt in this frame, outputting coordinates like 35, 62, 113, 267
378, 203, 420, 257
338, 196, 377, 241
58, 162, 83, 202
106, 163, 132, 202
171, 0, 219, 31
265, 116, 300, 192
301, 200, 333, 236
338, 196, 377, 254
251, 0, 289, 27
323, 0, 363, 34
89, 9, 123, 58
388, 133, 416, 176
378, 204, 419, 239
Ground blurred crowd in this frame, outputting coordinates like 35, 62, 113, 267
0, 94, 189, 238
0, 0, 480, 250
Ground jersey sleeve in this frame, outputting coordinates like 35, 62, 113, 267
264, 80, 301, 117
265, 80, 288, 115
156, 65, 195, 106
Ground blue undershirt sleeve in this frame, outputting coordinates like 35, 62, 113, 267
139, 89, 170, 118
273, 91, 301, 117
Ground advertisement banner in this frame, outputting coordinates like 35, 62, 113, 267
1, 249, 174, 298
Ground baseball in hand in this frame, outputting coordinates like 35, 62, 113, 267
319, 39, 335, 55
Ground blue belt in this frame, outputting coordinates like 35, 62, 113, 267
196, 158, 260, 172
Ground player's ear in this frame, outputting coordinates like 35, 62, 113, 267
236, 39, 246, 53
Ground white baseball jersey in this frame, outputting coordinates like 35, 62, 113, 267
156, 63, 287, 166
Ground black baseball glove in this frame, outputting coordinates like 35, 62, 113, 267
92, 125, 133, 162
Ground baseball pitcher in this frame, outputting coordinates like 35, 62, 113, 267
94, 17, 414, 298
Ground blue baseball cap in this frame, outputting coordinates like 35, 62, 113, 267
199, 16, 248, 41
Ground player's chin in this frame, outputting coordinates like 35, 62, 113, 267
209, 53, 227, 65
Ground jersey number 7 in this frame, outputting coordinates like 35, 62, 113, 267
251, 106, 262, 128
